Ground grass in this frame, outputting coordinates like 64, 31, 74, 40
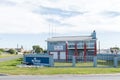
54, 62, 93, 67
97, 60, 114, 67
0, 54, 17, 58
1, 58, 120, 75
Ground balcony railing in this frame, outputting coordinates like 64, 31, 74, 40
68, 45, 94, 49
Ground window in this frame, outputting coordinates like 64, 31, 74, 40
86, 40, 94, 48
68, 41, 75, 48
77, 41, 84, 48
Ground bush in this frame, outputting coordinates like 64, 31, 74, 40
0, 51, 2, 55
43, 50, 47, 53
0, 49, 4, 52
32, 45, 43, 53
8, 49, 16, 54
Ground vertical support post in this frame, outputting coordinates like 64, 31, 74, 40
84, 42, 87, 62
94, 41, 97, 56
49, 51, 50, 55
49, 55, 54, 67
72, 56, 76, 67
114, 56, 118, 68
75, 43, 78, 56
66, 41, 68, 62
93, 56, 97, 67
23, 54, 26, 63
58, 51, 60, 60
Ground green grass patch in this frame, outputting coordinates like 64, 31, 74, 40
0, 54, 17, 58
1, 58, 120, 75
54, 62, 72, 67
54, 62, 93, 67
97, 60, 114, 67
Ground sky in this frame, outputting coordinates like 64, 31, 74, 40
0, 0, 120, 50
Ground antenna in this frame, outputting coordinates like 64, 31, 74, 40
49, 24, 50, 38
54, 26, 56, 37
51, 23, 53, 37
17, 44, 18, 49
49, 23, 54, 38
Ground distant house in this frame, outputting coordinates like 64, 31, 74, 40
15, 46, 24, 54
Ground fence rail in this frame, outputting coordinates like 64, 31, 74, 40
53, 54, 120, 68
72, 54, 120, 68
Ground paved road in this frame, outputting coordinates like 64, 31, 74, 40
0, 55, 22, 62
1, 74, 120, 80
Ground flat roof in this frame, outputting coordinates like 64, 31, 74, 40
46, 36, 96, 42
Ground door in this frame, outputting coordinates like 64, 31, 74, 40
50, 52, 58, 59
60, 52, 66, 59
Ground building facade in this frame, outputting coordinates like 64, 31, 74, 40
46, 31, 97, 61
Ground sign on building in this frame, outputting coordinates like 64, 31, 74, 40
54, 45, 63, 50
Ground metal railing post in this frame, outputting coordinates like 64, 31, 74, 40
72, 56, 76, 67
114, 56, 118, 68
93, 56, 97, 67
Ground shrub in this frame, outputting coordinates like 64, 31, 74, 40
0, 49, 4, 52
8, 49, 16, 54
0, 51, 2, 55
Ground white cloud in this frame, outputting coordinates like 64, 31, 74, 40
0, 6, 50, 33
1, 0, 120, 49
0, 0, 120, 34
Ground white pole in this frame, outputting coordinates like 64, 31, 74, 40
99, 41, 100, 54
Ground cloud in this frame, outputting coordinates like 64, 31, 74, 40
33, 6, 84, 18
0, 0, 16, 6
101, 11, 120, 18
1, 0, 120, 50
0, 6, 50, 34
0, 0, 120, 34
48, 0, 59, 2
46, 18, 73, 27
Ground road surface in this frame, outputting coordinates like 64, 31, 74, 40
0, 74, 120, 80
0, 55, 22, 62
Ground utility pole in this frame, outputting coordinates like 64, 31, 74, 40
17, 44, 18, 49
99, 41, 100, 54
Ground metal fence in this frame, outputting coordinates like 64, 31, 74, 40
116, 56, 120, 68
54, 54, 120, 68
54, 55, 94, 67
72, 54, 120, 68
97, 54, 114, 67
72, 56, 94, 67
76, 56, 94, 62
54, 55, 73, 67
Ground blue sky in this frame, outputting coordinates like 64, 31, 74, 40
0, 0, 120, 50
0, 33, 48, 50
